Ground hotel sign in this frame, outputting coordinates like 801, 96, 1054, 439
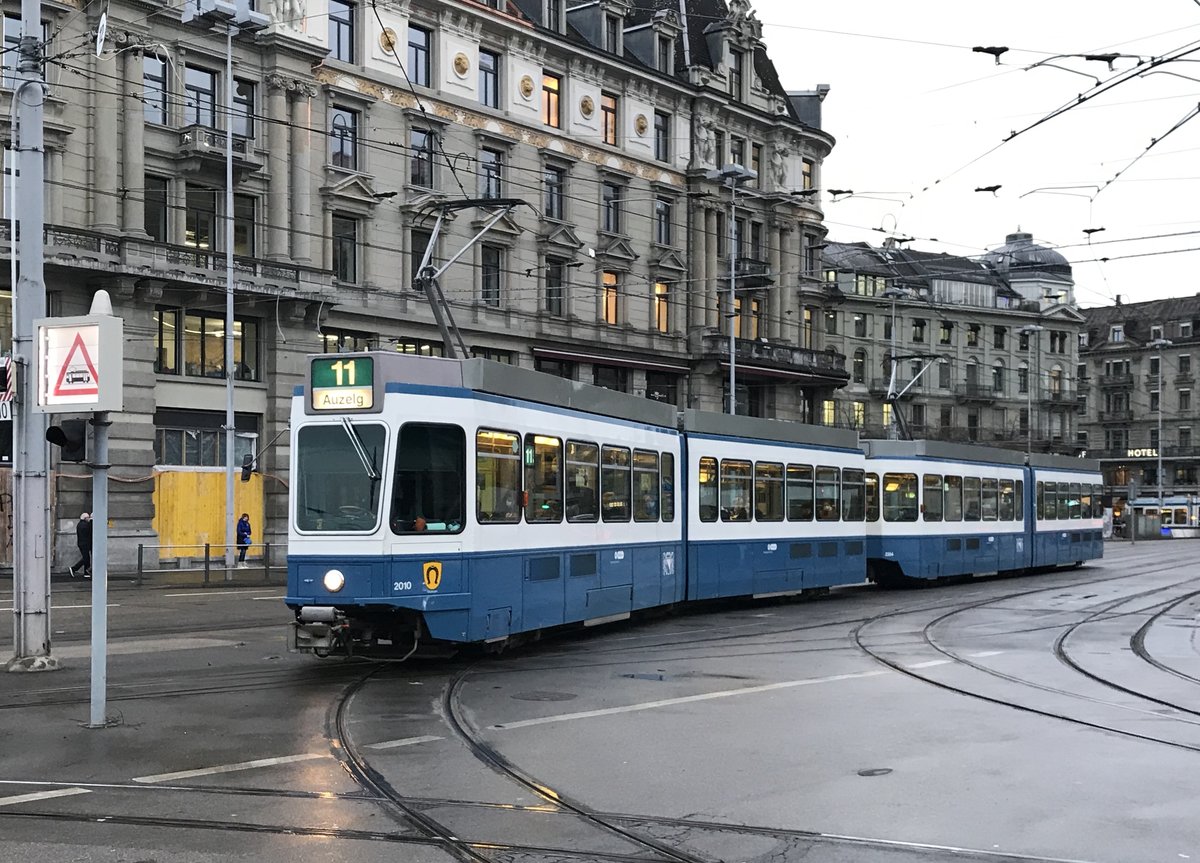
1126, 448, 1158, 458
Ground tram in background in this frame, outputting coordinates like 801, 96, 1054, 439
285, 352, 1104, 659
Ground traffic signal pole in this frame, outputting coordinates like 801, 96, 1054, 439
6, 0, 55, 672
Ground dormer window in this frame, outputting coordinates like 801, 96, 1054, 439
545, 0, 563, 33
605, 14, 621, 53
1151, 324, 1163, 340
729, 48, 744, 99
657, 34, 672, 73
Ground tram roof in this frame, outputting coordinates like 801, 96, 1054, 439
1026, 451, 1101, 473
681, 409, 860, 450
862, 439, 1029, 467
374, 353, 680, 428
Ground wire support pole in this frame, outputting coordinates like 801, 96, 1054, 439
727, 185, 737, 415
224, 23, 236, 574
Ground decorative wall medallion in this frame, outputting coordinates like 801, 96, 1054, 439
519, 74, 535, 100
378, 27, 398, 53
453, 52, 470, 78
580, 95, 594, 118
634, 113, 648, 136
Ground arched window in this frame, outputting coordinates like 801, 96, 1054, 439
992, 359, 1005, 393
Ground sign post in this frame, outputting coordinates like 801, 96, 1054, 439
34, 292, 124, 727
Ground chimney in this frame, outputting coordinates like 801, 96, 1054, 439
1115, 294, 1121, 306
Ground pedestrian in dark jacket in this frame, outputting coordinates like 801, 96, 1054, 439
236, 513, 252, 567
70, 512, 92, 578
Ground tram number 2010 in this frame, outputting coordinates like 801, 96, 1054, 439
393, 581, 413, 592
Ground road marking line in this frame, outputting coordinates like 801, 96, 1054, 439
366, 735, 444, 750
0, 788, 91, 807
163, 590, 264, 598
907, 659, 952, 669
0, 604, 119, 612
969, 650, 1005, 658
133, 753, 327, 784
492, 669, 890, 730
251, 595, 286, 601
54, 637, 239, 660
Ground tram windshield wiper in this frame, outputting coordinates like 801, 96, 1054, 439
340, 417, 381, 481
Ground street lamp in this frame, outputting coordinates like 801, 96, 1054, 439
706, 163, 757, 415
1018, 324, 1044, 452
183, 0, 268, 570
1150, 337, 1173, 527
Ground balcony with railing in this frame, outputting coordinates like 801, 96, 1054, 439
176, 125, 262, 178
954, 382, 997, 403
1098, 372, 1134, 388
723, 257, 774, 289
1099, 409, 1135, 423
693, 332, 848, 387
1039, 387, 1076, 404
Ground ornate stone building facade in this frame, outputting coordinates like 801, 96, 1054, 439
0, 0, 845, 567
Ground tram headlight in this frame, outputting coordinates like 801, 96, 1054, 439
323, 569, 346, 593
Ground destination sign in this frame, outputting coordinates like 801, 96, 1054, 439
311, 356, 374, 411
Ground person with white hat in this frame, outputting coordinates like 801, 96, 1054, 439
70, 512, 93, 578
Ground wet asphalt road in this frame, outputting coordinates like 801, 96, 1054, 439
0, 541, 1197, 863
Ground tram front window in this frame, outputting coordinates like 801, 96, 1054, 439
296, 423, 386, 531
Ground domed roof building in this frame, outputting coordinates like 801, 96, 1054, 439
982, 231, 1076, 308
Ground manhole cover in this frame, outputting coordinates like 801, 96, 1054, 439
857, 768, 893, 777
511, 691, 578, 702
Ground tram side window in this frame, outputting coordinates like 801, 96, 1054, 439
842, 468, 865, 521
755, 462, 785, 521
721, 459, 752, 521
660, 452, 676, 523
390, 423, 466, 533
1078, 484, 1091, 520
865, 473, 880, 521
1056, 482, 1071, 520
944, 476, 963, 521
815, 466, 840, 521
1036, 481, 1045, 520
1015, 479, 1024, 521
1068, 482, 1082, 519
698, 456, 719, 522
1090, 485, 1101, 519
981, 478, 999, 521
1043, 482, 1056, 520
883, 472, 918, 521
633, 450, 660, 522
525, 434, 563, 523
787, 464, 814, 521
999, 480, 1015, 521
477, 429, 522, 524
963, 477, 982, 521
601, 445, 632, 522
1174, 507, 1188, 525
923, 474, 943, 522
565, 440, 599, 522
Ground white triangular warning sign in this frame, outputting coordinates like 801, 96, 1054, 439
52, 332, 100, 397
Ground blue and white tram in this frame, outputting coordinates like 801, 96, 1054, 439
288, 353, 683, 657
862, 440, 1031, 582
1027, 454, 1105, 567
683, 411, 868, 599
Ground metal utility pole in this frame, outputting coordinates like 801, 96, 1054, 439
7, 0, 55, 672
705, 164, 756, 415
1151, 337, 1173, 532
223, 23, 235, 574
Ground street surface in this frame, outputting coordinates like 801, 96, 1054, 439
1, 541, 1197, 862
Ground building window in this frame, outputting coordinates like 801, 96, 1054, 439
332, 213, 358, 283
802, 158, 814, 190
751, 144, 762, 186
410, 228, 432, 289
184, 184, 217, 250
854, 314, 867, 338
1151, 391, 1160, 412
654, 197, 673, 246
604, 14, 620, 53
393, 338, 444, 357
994, 326, 1006, 349
1180, 354, 1192, 375
602, 182, 622, 233
653, 111, 670, 162
824, 310, 838, 335
1181, 389, 1192, 411
231, 79, 255, 138
154, 411, 257, 467
1018, 364, 1029, 394
646, 372, 677, 404
544, 165, 565, 220
183, 66, 217, 128
1181, 427, 1192, 448
1151, 325, 1163, 340
472, 346, 514, 364
545, 0, 563, 32
938, 361, 950, 389
656, 35, 672, 73
853, 349, 865, 383
479, 49, 499, 108
992, 361, 1005, 393
328, 0, 355, 62
145, 175, 169, 242
542, 72, 561, 127
479, 147, 503, 199
602, 271, 619, 325
601, 92, 618, 145
1182, 322, 1193, 339
1150, 356, 1160, 377
730, 137, 745, 169
322, 329, 373, 353
545, 257, 566, 316
410, 127, 435, 187
939, 320, 952, 344
330, 105, 359, 170
158, 308, 260, 381
654, 282, 671, 333
911, 319, 926, 344
408, 24, 430, 87
144, 55, 168, 124
729, 48, 743, 98
1110, 325, 1124, 342
481, 244, 502, 306
536, 357, 574, 379
233, 193, 256, 257
822, 400, 835, 425
594, 364, 628, 392
967, 324, 980, 347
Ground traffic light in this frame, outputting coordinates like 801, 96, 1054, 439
47, 418, 88, 463
240, 452, 254, 482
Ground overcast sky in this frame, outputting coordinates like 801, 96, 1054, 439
750, 0, 1200, 308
